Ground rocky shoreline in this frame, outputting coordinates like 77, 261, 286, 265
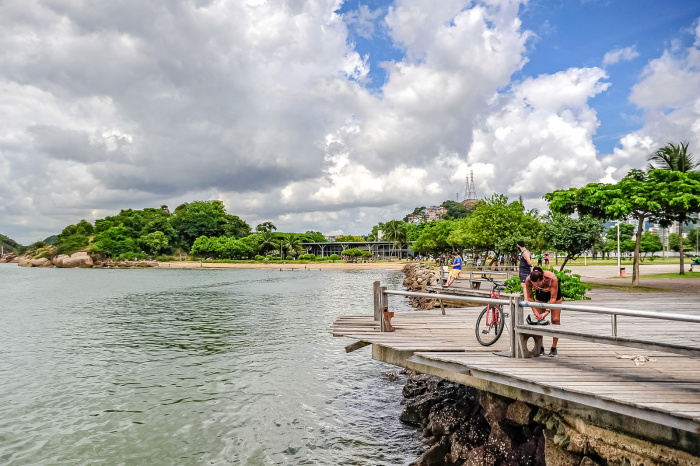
399, 371, 696, 466
2, 251, 158, 269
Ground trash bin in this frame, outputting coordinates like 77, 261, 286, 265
619, 266, 626, 278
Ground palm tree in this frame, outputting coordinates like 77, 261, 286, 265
648, 141, 699, 275
281, 233, 303, 260
383, 220, 407, 258
257, 232, 279, 256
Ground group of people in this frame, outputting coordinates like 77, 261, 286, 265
442, 241, 561, 357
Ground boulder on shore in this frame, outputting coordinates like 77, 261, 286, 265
62, 251, 93, 268
402, 263, 441, 309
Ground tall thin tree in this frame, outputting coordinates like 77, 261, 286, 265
648, 141, 699, 275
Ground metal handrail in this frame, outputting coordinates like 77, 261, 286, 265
385, 289, 511, 306
521, 300, 700, 324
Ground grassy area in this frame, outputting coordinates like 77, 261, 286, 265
640, 271, 700, 279
546, 257, 683, 267
583, 281, 668, 293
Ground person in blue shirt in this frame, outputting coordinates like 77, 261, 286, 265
444, 252, 463, 287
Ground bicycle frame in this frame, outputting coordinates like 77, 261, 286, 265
485, 287, 502, 326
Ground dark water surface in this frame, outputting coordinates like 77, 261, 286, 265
0, 264, 420, 465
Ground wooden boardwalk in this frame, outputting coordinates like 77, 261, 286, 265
330, 289, 700, 451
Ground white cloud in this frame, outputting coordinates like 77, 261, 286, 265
602, 45, 639, 66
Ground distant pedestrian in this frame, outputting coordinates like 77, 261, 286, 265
544, 253, 550, 266
517, 241, 533, 284
444, 252, 463, 287
537, 254, 543, 267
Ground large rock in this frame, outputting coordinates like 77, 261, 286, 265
415, 436, 451, 466
62, 251, 93, 268
30, 258, 53, 268
544, 429, 581, 466
53, 254, 70, 267
479, 391, 510, 424
506, 400, 534, 426
18, 256, 32, 267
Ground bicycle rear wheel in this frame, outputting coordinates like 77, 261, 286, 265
475, 305, 505, 346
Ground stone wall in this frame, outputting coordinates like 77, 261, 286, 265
402, 263, 441, 309
400, 371, 699, 466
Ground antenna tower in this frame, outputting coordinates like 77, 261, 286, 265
464, 170, 477, 202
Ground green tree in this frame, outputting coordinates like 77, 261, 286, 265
335, 235, 363, 242
639, 231, 662, 260
256, 222, 277, 233
546, 169, 700, 285
449, 195, 542, 260
647, 141, 699, 274
543, 214, 604, 271
257, 232, 279, 255
55, 221, 92, 255
441, 200, 471, 220
281, 233, 303, 259
90, 225, 136, 257
411, 220, 457, 256
304, 231, 326, 242
171, 201, 251, 247
367, 222, 385, 241
382, 220, 408, 258
139, 231, 169, 255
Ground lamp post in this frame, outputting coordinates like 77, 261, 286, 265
617, 222, 621, 275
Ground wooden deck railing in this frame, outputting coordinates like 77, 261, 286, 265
373, 281, 700, 359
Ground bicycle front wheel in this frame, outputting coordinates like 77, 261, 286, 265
475, 305, 505, 346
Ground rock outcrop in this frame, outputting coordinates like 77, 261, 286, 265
402, 263, 441, 309
17, 251, 158, 268
400, 372, 696, 466
0, 253, 16, 263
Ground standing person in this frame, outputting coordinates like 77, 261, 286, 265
544, 253, 550, 266
444, 252, 463, 287
537, 253, 543, 267
523, 267, 563, 357
517, 241, 532, 284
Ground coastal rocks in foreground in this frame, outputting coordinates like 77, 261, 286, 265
402, 263, 441, 309
400, 371, 696, 466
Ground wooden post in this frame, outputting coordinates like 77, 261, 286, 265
373, 281, 382, 323
380, 285, 394, 332
439, 299, 445, 316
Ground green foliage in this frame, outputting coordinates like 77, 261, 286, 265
171, 201, 251, 248
139, 231, 169, 255
43, 235, 59, 245
117, 251, 148, 261
302, 231, 326, 242
0, 233, 25, 254
281, 233, 303, 259
449, 195, 542, 256
514, 267, 590, 300
441, 200, 471, 220
546, 168, 700, 284
403, 206, 427, 223
55, 220, 93, 255
412, 220, 457, 255
383, 220, 407, 257
342, 248, 371, 258
89, 225, 136, 257
543, 214, 604, 270
329, 254, 340, 261
254, 255, 265, 261
190, 235, 255, 259
504, 277, 522, 294
639, 231, 662, 258
256, 232, 279, 255
298, 253, 316, 260
255, 221, 277, 233
335, 235, 363, 242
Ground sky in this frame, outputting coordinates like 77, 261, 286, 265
2, 0, 700, 244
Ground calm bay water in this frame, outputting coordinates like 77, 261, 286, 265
0, 264, 420, 465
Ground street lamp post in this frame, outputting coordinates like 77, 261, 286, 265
617, 222, 621, 275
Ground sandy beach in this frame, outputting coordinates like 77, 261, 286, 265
157, 260, 409, 270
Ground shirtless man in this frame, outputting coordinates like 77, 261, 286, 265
523, 267, 563, 357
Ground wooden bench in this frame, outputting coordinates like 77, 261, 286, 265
515, 325, 700, 359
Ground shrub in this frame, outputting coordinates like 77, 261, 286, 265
254, 255, 264, 261
329, 254, 340, 261
117, 251, 148, 261
504, 267, 590, 300
155, 255, 175, 262
298, 253, 316, 260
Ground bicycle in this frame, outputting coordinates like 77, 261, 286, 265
475, 277, 509, 346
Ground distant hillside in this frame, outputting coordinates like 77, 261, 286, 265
0, 233, 25, 254
43, 235, 59, 245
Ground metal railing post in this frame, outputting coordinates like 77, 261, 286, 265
380, 286, 388, 332
373, 281, 382, 324
611, 314, 618, 337
510, 296, 518, 358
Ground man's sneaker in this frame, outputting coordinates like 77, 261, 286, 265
549, 347, 558, 357
540, 347, 544, 356
536, 319, 550, 326
526, 315, 535, 325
